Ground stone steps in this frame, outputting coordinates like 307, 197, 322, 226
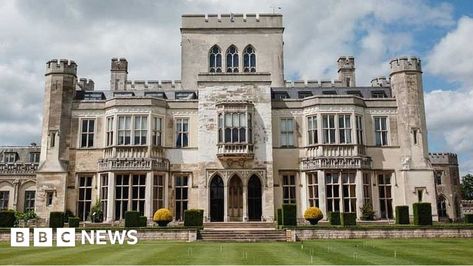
204, 222, 276, 230
199, 229, 286, 242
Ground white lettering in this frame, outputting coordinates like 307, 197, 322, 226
10, 228, 29, 247
95, 230, 107, 245
108, 230, 126, 245
33, 228, 52, 247
81, 230, 94, 245
126, 230, 138, 245
57, 228, 75, 247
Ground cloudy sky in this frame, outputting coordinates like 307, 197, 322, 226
0, 0, 472, 174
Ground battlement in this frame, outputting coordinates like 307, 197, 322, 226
390, 56, 422, 73
429, 152, 458, 165
181, 13, 283, 30
111, 58, 128, 72
125, 80, 182, 91
45, 59, 77, 76
337, 56, 355, 70
78, 78, 95, 91
284, 80, 343, 88
371, 76, 390, 87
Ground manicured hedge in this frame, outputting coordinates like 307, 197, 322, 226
125, 211, 140, 228
139, 216, 148, 227
413, 202, 432, 225
184, 209, 203, 227
329, 212, 341, 225
68, 217, 80, 228
395, 206, 410, 224
49, 212, 64, 228
277, 209, 282, 226
464, 214, 473, 224
0, 210, 16, 227
282, 204, 297, 226
341, 212, 357, 226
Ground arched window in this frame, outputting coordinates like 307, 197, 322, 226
437, 196, 448, 218
209, 45, 222, 73
243, 45, 256, 72
226, 45, 239, 72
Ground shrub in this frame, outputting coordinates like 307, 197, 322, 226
360, 202, 375, 220
64, 210, 74, 222
464, 214, 473, 224
341, 212, 357, 226
329, 212, 341, 225
395, 206, 410, 224
0, 210, 16, 227
153, 208, 172, 226
89, 201, 103, 223
139, 216, 148, 227
68, 217, 80, 228
184, 209, 203, 227
124, 211, 140, 228
277, 209, 282, 226
413, 202, 432, 225
304, 207, 323, 225
282, 204, 297, 226
49, 212, 64, 228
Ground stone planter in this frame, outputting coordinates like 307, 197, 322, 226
307, 219, 319, 225
156, 220, 171, 227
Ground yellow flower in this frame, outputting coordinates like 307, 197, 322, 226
304, 207, 323, 221
153, 208, 172, 222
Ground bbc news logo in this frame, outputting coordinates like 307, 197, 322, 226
11, 228, 138, 247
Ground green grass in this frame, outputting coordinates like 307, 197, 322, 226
1, 239, 473, 265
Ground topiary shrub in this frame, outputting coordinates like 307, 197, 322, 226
395, 206, 410, 224
304, 207, 324, 225
68, 217, 80, 228
360, 202, 375, 220
184, 209, 203, 227
329, 212, 341, 225
464, 214, 473, 224
341, 212, 357, 226
277, 209, 283, 226
139, 216, 147, 227
153, 208, 172, 227
0, 210, 16, 227
282, 204, 297, 226
124, 211, 140, 228
49, 212, 64, 228
413, 202, 432, 225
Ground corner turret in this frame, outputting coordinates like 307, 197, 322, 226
110, 58, 128, 90
337, 56, 356, 87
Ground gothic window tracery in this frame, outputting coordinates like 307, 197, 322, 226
243, 45, 256, 72
226, 45, 239, 72
209, 45, 222, 73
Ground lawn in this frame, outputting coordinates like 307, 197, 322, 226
0, 239, 473, 265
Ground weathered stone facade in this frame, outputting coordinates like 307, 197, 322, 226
0, 13, 462, 223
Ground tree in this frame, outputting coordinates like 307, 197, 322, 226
461, 174, 473, 200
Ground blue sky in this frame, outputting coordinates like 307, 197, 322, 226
0, 0, 472, 174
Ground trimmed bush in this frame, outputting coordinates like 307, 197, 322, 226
304, 207, 324, 225
277, 209, 282, 226
329, 212, 341, 225
124, 211, 140, 228
184, 209, 203, 227
413, 202, 432, 225
153, 208, 172, 227
139, 216, 147, 227
395, 206, 410, 224
464, 214, 473, 224
360, 202, 375, 220
282, 204, 297, 226
49, 212, 64, 228
341, 212, 357, 226
68, 217, 80, 228
0, 210, 16, 227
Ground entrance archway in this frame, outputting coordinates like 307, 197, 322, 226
228, 175, 243, 221
248, 175, 262, 221
209, 175, 224, 222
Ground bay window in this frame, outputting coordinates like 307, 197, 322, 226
322, 115, 336, 144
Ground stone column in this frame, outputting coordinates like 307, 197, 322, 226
242, 185, 248, 222
299, 172, 308, 219
144, 172, 153, 219
106, 172, 115, 222
317, 170, 326, 219
13, 179, 20, 211
224, 184, 228, 222
355, 170, 364, 219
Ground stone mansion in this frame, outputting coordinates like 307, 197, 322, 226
0, 13, 462, 223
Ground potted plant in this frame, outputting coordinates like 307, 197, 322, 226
304, 207, 324, 225
153, 208, 172, 227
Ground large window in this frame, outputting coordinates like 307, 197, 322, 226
131, 175, 146, 215
24, 191, 35, 212
218, 113, 249, 143
152, 117, 163, 146
209, 45, 222, 73
78, 176, 92, 221
175, 175, 189, 221
106, 117, 114, 146
307, 173, 319, 207
29, 152, 40, 163
326, 172, 340, 212
133, 116, 147, 145
342, 172, 356, 213
339, 114, 352, 144
4, 152, 16, 163
435, 171, 442, 185
282, 174, 296, 204
378, 173, 393, 219
115, 174, 146, 220
362, 173, 371, 205
437, 196, 447, 218
153, 175, 165, 212
118, 116, 132, 145
0, 191, 9, 209
322, 115, 336, 144
226, 45, 239, 72
176, 118, 189, 148
374, 117, 388, 146
80, 119, 95, 148
100, 174, 108, 218
356, 115, 363, 145
243, 45, 256, 72
280, 118, 294, 147
307, 116, 318, 145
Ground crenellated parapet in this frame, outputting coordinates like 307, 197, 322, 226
45, 59, 77, 76
429, 153, 458, 165
337, 56, 355, 70
390, 56, 422, 74
125, 80, 182, 90
78, 78, 94, 91
181, 13, 283, 29
111, 58, 128, 72
284, 80, 343, 88
370, 76, 390, 87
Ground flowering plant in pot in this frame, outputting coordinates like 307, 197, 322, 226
304, 207, 324, 225
153, 208, 172, 227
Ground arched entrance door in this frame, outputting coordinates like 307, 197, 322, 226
228, 175, 243, 221
210, 175, 224, 222
437, 195, 448, 219
248, 175, 262, 221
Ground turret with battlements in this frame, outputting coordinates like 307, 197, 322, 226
337, 56, 356, 87
110, 58, 128, 90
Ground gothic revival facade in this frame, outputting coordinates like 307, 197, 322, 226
0, 13, 462, 223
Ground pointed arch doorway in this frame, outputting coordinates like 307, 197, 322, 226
228, 175, 243, 221
209, 175, 224, 222
248, 175, 262, 221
